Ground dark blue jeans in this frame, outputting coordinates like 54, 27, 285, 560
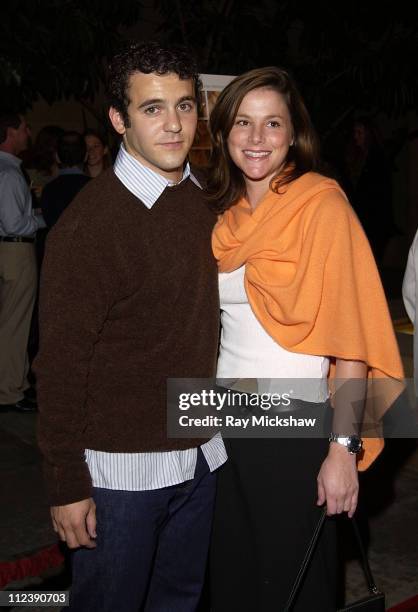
69, 449, 216, 612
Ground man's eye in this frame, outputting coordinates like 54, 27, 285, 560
178, 102, 193, 112
144, 106, 160, 115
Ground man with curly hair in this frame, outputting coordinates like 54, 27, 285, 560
35, 41, 226, 611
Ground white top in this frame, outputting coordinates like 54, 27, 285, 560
85, 145, 227, 491
217, 265, 329, 402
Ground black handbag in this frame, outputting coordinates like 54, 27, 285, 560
284, 508, 385, 611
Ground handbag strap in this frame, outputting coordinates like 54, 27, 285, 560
283, 508, 380, 611
283, 508, 327, 611
350, 515, 380, 595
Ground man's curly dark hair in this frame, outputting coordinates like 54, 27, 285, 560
107, 41, 202, 127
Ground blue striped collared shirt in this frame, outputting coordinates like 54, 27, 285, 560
85, 144, 226, 491
113, 142, 202, 207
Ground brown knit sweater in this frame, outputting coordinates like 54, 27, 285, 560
34, 169, 220, 505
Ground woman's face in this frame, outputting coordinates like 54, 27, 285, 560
353, 124, 366, 149
85, 134, 106, 166
227, 87, 294, 190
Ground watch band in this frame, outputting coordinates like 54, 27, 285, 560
329, 434, 363, 454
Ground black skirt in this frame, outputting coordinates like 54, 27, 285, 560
209, 435, 337, 612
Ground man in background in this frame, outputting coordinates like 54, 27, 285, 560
41, 131, 90, 228
403, 230, 418, 394
0, 113, 45, 413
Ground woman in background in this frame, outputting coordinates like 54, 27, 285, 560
207, 67, 403, 611
342, 116, 395, 262
84, 129, 110, 178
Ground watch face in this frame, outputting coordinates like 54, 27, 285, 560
348, 437, 363, 453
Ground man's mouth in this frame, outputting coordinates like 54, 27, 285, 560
159, 141, 184, 148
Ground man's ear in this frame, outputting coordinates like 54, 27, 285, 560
109, 107, 126, 135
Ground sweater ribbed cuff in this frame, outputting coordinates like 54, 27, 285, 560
44, 460, 92, 507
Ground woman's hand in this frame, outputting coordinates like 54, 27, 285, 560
317, 442, 359, 517
317, 357, 366, 517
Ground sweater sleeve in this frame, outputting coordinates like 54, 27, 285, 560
34, 202, 123, 505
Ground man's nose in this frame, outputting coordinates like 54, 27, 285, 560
164, 109, 182, 132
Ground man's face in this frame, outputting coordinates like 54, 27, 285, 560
10, 117, 30, 155
109, 72, 197, 182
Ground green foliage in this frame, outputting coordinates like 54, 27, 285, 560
0, 0, 143, 111
156, 0, 291, 73
157, 0, 418, 130
288, 4, 418, 130
1, 0, 417, 137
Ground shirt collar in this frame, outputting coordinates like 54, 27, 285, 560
0, 151, 22, 168
113, 143, 202, 209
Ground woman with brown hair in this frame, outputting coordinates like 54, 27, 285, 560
207, 67, 403, 611
84, 129, 111, 178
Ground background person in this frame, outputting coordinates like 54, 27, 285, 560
41, 130, 90, 228
403, 228, 418, 395
0, 113, 45, 413
207, 67, 403, 611
28, 131, 90, 373
84, 129, 111, 178
23, 125, 64, 196
342, 116, 396, 263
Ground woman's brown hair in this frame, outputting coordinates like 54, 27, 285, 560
207, 66, 320, 213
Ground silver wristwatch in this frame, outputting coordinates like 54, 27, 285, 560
329, 434, 363, 454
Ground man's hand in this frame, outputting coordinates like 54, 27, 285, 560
51, 498, 97, 549
316, 443, 359, 518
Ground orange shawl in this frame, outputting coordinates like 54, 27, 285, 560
212, 172, 404, 470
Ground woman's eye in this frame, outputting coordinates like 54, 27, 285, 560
236, 120, 249, 126
268, 121, 280, 128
